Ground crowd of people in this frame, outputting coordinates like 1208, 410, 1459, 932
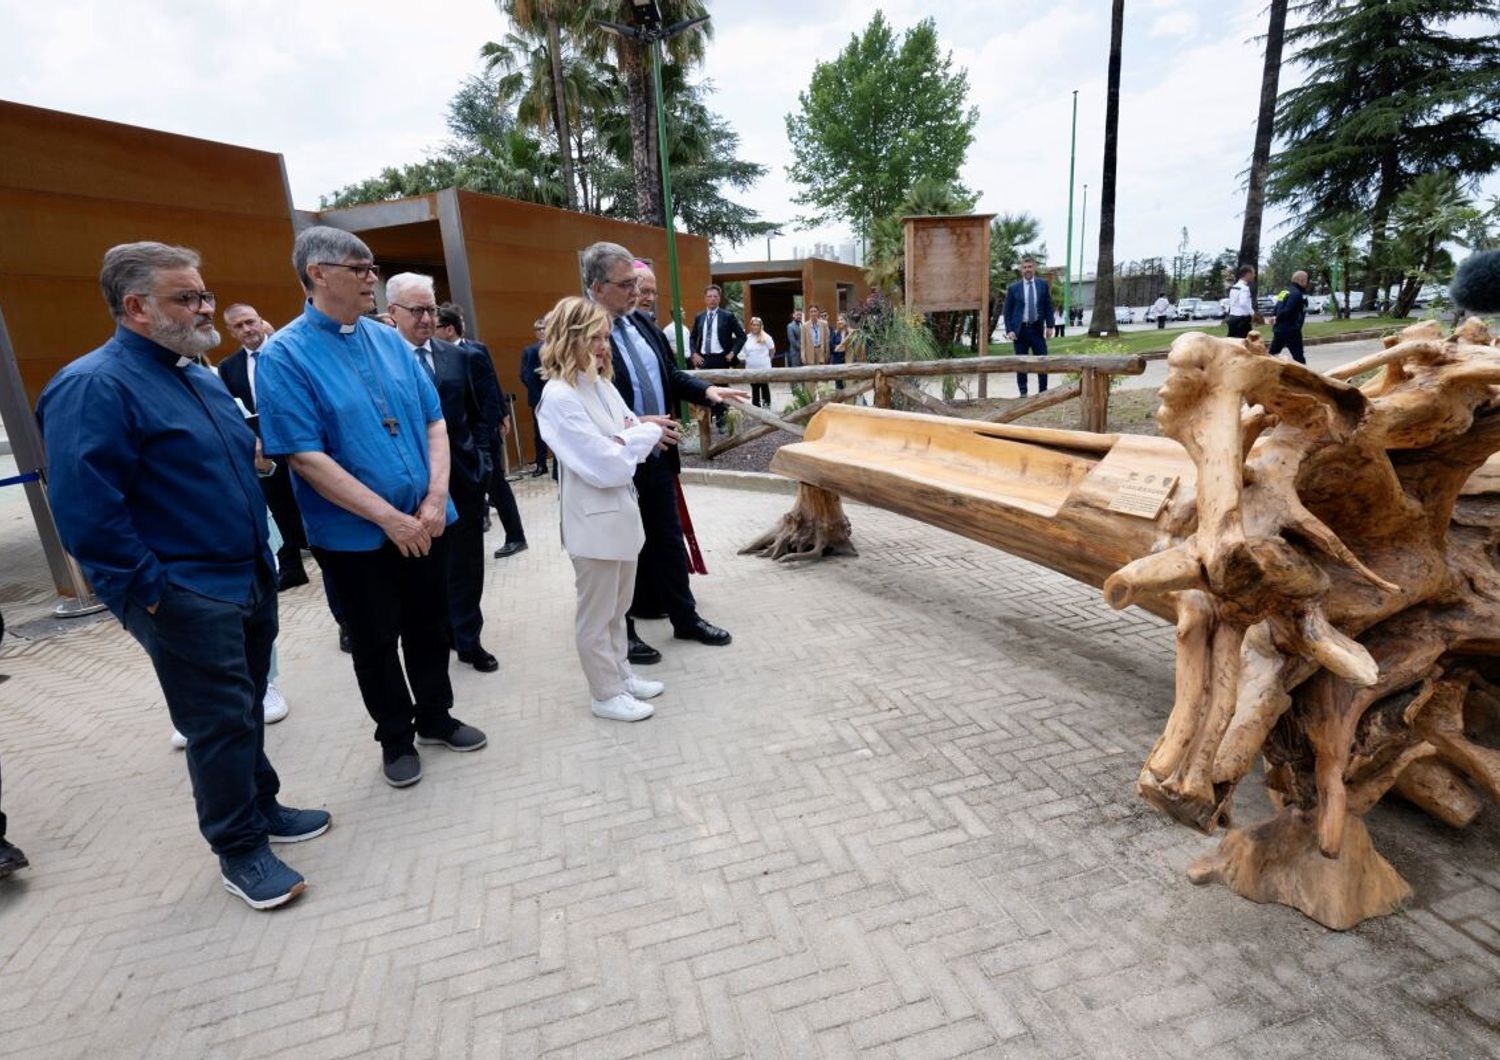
2, 230, 746, 909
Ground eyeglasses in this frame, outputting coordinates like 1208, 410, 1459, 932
317, 261, 380, 279
603, 277, 638, 291
152, 290, 217, 310
391, 303, 438, 318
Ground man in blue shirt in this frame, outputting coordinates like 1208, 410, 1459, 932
256, 227, 486, 790
38, 242, 329, 911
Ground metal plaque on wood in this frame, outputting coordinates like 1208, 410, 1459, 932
1107, 472, 1180, 519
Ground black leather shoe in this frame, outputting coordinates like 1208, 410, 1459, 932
493, 540, 528, 559
673, 618, 732, 646
531, 464, 548, 477
627, 636, 662, 665
0, 839, 29, 879
338, 624, 353, 654
457, 646, 499, 673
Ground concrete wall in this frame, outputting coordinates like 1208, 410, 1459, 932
0, 100, 303, 404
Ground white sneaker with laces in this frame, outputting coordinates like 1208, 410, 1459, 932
626, 674, 665, 700
590, 693, 654, 722
263, 681, 289, 724
170, 729, 187, 750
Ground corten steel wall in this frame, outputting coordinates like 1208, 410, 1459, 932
453, 190, 710, 464
0, 101, 303, 404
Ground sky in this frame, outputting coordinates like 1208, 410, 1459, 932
0, 0, 1490, 277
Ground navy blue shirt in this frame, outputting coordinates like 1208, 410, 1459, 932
37, 326, 272, 619
255, 301, 452, 551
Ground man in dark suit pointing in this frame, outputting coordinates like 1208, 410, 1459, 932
1002, 255, 1055, 397
689, 284, 746, 431
218, 303, 310, 589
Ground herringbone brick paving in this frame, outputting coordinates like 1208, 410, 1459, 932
2, 478, 1499, 1058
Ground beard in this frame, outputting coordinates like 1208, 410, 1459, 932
147, 302, 220, 358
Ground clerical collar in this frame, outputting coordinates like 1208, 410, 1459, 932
303, 299, 364, 337
114, 325, 194, 369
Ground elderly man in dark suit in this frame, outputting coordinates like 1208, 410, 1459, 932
218, 303, 310, 590
389, 276, 499, 674
583, 243, 748, 663
689, 284, 746, 431
1002, 255, 1055, 397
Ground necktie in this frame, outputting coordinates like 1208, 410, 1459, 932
615, 319, 661, 416
707, 310, 717, 354
248, 349, 259, 408
416, 345, 435, 383
1025, 281, 1035, 324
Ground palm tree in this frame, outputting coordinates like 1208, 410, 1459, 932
989, 213, 1044, 338
490, 1, 579, 209
1237, 0, 1289, 317
1087, 0, 1125, 336
1389, 172, 1476, 317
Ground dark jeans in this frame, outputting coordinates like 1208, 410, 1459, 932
447, 485, 486, 653
751, 382, 772, 408
1227, 315, 1253, 339
629, 456, 696, 630
122, 569, 280, 858
313, 539, 456, 752
1271, 328, 1306, 364
1013, 322, 1049, 395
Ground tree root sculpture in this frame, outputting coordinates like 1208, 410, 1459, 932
1106, 320, 1500, 928
740, 483, 858, 562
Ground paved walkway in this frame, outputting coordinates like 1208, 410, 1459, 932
2, 478, 1500, 1059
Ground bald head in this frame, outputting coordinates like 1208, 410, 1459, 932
1292, 270, 1309, 287
634, 263, 659, 314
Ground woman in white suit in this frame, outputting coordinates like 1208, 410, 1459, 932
537, 297, 682, 722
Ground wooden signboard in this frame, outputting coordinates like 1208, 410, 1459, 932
903, 212, 996, 385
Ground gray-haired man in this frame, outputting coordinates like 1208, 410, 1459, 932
256, 227, 487, 790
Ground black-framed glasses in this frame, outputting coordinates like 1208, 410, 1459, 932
318, 261, 380, 279
152, 290, 217, 310
391, 303, 438, 318
604, 276, 638, 291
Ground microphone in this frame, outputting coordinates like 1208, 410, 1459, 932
1450, 250, 1500, 314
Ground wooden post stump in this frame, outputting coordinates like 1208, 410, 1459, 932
740, 483, 858, 562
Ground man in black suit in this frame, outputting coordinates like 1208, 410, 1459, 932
517, 316, 549, 476
435, 304, 528, 558
389, 277, 498, 673
583, 243, 748, 663
218, 303, 310, 590
1002, 255, 1056, 397
688, 284, 746, 430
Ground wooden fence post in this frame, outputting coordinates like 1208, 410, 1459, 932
698, 405, 713, 459
1079, 368, 1111, 433
874, 371, 892, 409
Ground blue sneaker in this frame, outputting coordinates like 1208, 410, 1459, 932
264, 804, 331, 844
220, 847, 306, 910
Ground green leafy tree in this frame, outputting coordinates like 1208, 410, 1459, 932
487, 1, 582, 209
1387, 172, 1478, 316
1270, 0, 1500, 305
785, 12, 977, 237
988, 214, 1045, 337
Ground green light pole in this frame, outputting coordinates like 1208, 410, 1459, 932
1062, 90, 1078, 333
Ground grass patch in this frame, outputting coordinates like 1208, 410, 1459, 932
1045, 316, 1404, 357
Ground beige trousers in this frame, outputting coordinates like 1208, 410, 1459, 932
570, 556, 638, 701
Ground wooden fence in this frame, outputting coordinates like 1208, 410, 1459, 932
684, 354, 1146, 462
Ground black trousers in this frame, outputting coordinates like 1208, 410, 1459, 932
122, 567, 280, 858
751, 382, 772, 407
487, 446, 526, 544
1270, 328, 1306, 364
630, 456, 696, 630
1012, 322, 1049, 395
447, 485, 486, 653
528, 407, 549, 468
313, 538, 455, 751
1227, 315, 1253, 339
701, 353, 730, 425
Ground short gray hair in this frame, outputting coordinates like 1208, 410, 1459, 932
99, 242, 201, 321
292, 225, 372, 291
581, 242, 634, 291
386, 272, 435, 305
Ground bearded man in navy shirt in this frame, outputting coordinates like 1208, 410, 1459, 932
38, 242, 329, 911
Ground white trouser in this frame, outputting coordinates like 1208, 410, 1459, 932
570, 556, 638, 701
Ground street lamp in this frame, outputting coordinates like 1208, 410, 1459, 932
597, 1, 710, 368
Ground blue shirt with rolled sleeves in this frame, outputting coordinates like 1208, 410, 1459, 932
37, 326, 273, 619
255, 301, 454, 552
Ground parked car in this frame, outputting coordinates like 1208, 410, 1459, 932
1178, 297, 1201, 320
1256, 295, 1278, 315
1307, 295, 1328, 314
1193, 299, 1223, 320
1114, 306, 1135, 325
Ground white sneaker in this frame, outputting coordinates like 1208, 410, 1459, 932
626, 674, 665, 700
590, 693, 654, 722
263, 681, 289, 724
170, 729, 187, 750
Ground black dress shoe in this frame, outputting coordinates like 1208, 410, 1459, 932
627, 636, 662, 665
457, 646, 499, 673
493, 540, 528, 559
673, 618, 732, 646
278, 567, 310, 591
0, 839, 29, 879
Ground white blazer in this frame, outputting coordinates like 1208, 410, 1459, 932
537, 373, 663, 561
